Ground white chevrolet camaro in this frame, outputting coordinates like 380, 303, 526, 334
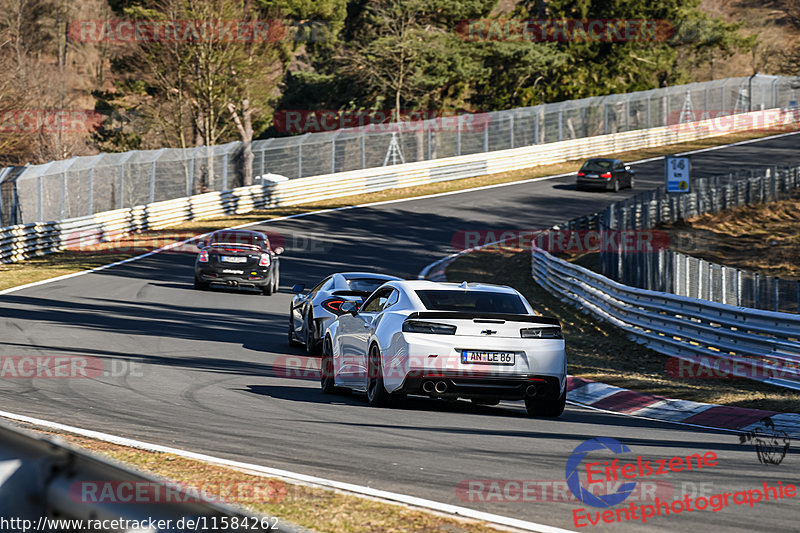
321, 280, 567, 417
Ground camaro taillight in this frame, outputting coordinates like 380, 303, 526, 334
577, 172, 585, 177
520, 327, 562, 339
600, 172, 612, 179
259, 254, 271, 267
198, 250, 209, 262
322, 298, 347, 315
402, 320, 456, 335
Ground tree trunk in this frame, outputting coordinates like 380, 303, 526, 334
228, 99, 254, 186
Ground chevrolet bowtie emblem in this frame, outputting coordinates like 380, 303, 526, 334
481, 329, 497, 335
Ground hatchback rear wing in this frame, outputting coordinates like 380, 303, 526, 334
405, 312, 561, 325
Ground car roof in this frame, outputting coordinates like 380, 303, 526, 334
584, 158, 618, 163
339, 272, 402, 281
211, 229, 264, 237
387, 279, 518, 294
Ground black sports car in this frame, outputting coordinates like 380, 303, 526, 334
193, 229, 283, 295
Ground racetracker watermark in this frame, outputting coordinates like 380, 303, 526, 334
665, 357, 798, 381
0, 110, 104, 133
455, 19, 674, 42
0, 356, 144, 379
456, 479, 678, 503
273, 355, 547, 381
667, 109, 800, 134
68, 19, 286, 43
63, 229, 331, 255
452, 229, 670, 253
272, 110, 490, 134
70, 480, 286, 505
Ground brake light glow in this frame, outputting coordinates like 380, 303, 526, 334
577, 172, 585, 177
322, 298, 346, 315
198, 250, 209, 262
259, 254, 271, 267
600, 172, 612, 179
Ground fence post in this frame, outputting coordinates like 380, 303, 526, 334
534, 110, 539, 144
558, 109, 563, 141
737, 269, 742, 307
775, 278, 780, 312
61, 167, 67, 220
484, 115, 490, 151
457, 114, 462, 156
509, 113, 515, 148
754, 273, 760, 309
362, 132, 367, 168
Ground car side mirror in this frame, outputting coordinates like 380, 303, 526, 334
340, 301, 359, 316
196, 238, 207, 249
291, 283, 306, 294
273, 246, 284, 255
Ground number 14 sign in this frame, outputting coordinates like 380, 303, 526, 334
665, 156, 691, 193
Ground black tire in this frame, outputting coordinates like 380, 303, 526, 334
305, 313, 320, 355
193, 276, 209, 290
321, 337, 336, 394
471, 399, 500, 406
612, 178, 620, 192
288, 315, 303, 347
366, 346, 390, 407
525, 388, 566, 418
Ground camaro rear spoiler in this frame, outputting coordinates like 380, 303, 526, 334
406, 312, 560, 326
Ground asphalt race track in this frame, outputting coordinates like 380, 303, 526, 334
1, 133, 798, 532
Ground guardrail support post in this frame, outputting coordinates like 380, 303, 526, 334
509, 114, 515, 148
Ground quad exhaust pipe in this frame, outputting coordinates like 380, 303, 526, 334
422, 381, 434, 393
434, 381, 448, 394
525, 385, 538, 397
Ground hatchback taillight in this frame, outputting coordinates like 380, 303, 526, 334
198, 250, 209, 262
259, 254, 271, 267
600, 172, 612, 179
577, 172, 585, 177
322, 298, 346, 315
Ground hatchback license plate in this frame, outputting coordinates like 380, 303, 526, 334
221, 256, 247, 263
461, 350, 515, 365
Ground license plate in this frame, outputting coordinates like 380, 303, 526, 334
461, 350, 515, 365
222, 269, 244, 274
586, 173, 598, 178
221, 256, 247, 263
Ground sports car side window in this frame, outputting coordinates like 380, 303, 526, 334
362, 288, 392, 313
384, 289, 399, 309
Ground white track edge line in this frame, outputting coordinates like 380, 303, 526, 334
0, 410, 575, 533
3, 128, 794, 297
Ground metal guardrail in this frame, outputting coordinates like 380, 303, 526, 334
3, 107, 798, 264
5, 75, 799, 224
562, 165, 800, 313
0, 423, 295, 531
532, 247, 800, 391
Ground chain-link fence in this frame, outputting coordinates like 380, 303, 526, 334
563, 165, 800, 313
4, 74, 799, 224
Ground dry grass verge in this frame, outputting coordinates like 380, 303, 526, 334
21, 426, 511, 533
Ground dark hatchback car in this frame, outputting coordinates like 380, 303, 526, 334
576, 158, 635, 192
194, 229, 283, 295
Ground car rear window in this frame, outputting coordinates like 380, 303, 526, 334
415, 290, 528, 314
346, 278, 390, 293
208, 231, 265, 249
580, 160, 613, 171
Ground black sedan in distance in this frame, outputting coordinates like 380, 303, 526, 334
576, 158, 635, 192
194, 229, 283, 295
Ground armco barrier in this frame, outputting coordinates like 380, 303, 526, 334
2, 107, 799, 263
0, 423, 294, 531
531, 247, 800, 391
